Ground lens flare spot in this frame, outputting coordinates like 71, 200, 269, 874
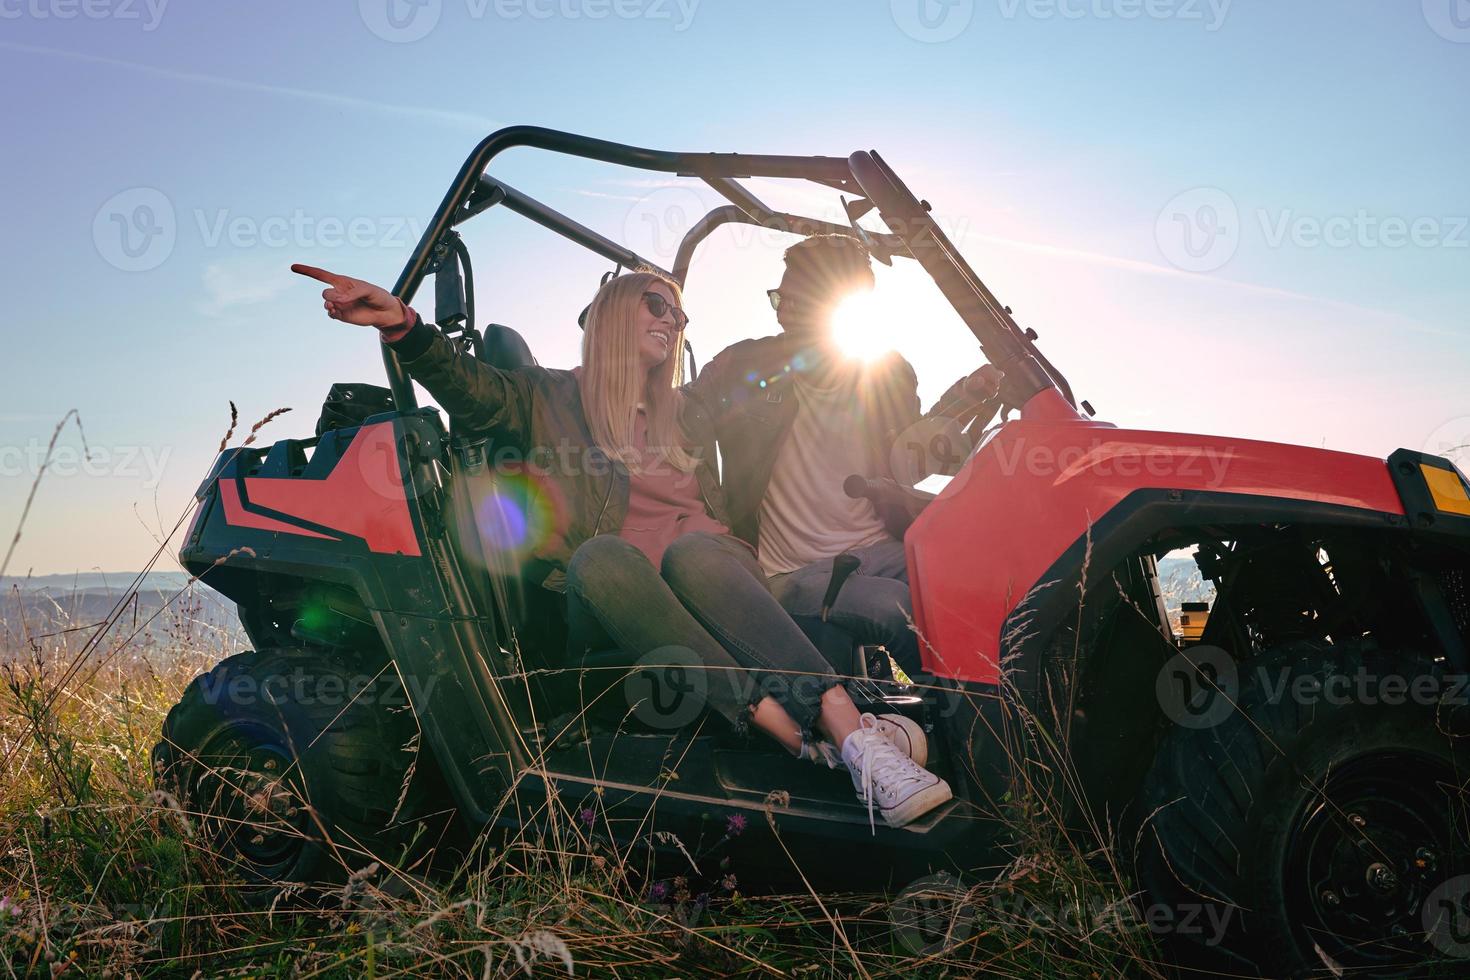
830, 291, 892, 362
472, 472, 561, 561
478, 491, 529, 551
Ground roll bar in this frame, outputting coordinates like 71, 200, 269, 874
670, 205, 909, 284
847, 150, 1074, 409
385, 125, 1072, 413
463, 176, 671, 278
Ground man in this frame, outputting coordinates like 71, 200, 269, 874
687, 234, 983, 676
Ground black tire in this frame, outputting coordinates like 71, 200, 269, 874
1135, 642, 1470, 978
152, 647, 453, 905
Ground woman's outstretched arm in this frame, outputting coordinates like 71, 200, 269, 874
292, 263, 533, 441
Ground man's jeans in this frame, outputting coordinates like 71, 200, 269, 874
766, 538, 921, 674
565, 533, 843, 735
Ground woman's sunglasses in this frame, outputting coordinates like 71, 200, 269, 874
644, 291, 689, 330
767, 288, 782, 311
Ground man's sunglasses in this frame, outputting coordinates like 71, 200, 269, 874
644, 291, 689, 329
767, 288, 782, 311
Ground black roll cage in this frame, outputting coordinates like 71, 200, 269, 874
386, 125, 1073, 413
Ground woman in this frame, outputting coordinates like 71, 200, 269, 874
291, 262, 951, 830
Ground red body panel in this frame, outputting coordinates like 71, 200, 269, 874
220, 480, 339, 541
222, 422, 422, 557
905, 390, 1405, 685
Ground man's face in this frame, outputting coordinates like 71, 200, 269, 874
774, 265, 873, 345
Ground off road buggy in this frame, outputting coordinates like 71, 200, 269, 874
154, 126, 1470, 976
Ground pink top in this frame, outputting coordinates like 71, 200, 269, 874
619, 408, 730, 567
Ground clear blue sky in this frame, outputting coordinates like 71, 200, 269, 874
2, 0, 1467, 575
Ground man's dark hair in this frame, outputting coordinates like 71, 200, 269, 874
782, 234, 874, 295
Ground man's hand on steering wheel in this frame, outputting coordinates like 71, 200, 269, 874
960, 363, 1005, 402
291, 263, 414, 340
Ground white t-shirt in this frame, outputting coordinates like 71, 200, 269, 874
757, 374, 891, 576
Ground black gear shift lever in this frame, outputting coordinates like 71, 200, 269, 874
821, 552, 861, 622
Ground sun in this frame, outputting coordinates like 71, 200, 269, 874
830, 290, 893, 362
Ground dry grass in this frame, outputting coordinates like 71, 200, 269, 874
0, 603, 1170, 978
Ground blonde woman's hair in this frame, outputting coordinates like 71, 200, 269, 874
579, 271, 698, 473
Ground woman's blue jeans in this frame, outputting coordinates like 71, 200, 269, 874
564, 532, 843, 735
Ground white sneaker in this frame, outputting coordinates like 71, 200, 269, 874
842, 714, 953, 830
797, 713, 927, 768
872, 713, 928, 767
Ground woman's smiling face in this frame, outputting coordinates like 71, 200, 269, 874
636, 282, 680, 371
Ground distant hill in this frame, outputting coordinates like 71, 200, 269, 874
1, 570, 194, 593
2, 571, 243, 655
1157, 555, 1213, 602
1157, 553, 1215, 633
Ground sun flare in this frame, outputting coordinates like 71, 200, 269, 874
830, 291, 893, 362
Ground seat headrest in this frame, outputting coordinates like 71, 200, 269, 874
479, 324, 537, 371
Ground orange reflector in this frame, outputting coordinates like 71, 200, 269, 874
1179, 601, 1209, 642
1421, 464, 1470, 517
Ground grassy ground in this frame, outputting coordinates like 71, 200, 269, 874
0, 590, 1175, 979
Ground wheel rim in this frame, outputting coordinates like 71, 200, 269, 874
1284, 750, 1464, 973
193, 723, 315, 879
